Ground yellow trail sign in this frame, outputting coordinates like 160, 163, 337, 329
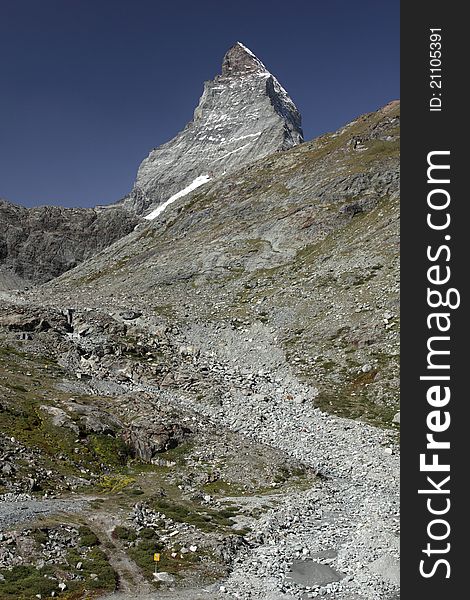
154, 553, 161, 562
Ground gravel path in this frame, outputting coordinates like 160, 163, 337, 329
101, 590, 225, 600
87, 511, 154, 595
0, 497, 89, 531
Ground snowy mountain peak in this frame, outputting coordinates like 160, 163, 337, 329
121, 43, 303, 216
221, 42, 268, 77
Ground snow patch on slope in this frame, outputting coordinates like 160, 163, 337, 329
231, 132, 262, 142
214, 143, 252, 162
144, 175, 211, 220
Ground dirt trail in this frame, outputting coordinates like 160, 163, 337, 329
86, 511, 154, 595
101, 591, 224, 600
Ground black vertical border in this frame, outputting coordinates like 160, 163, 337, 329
401, 3, 465, 598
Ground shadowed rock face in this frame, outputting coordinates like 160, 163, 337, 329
221, 41, 268, 76
122, 42, 304, 216
0, 200, 139, 287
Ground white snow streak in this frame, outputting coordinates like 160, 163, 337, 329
237, 42, 257, 58
144, 175, 211, 220
231, 132, 262, 143
213, 143, 252, 162
236, 42, 267, 70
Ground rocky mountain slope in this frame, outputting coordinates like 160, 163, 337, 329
0, 101, 399, 599
120, 42, 303, 216
0, 201, 139, 289
1, 112, 399, 600
45, 101, 400, 424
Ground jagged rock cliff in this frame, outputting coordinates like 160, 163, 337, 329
0, 200, 139, 288
122, 42, 304, 216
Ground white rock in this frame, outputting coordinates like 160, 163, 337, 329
153, 571, 175, 583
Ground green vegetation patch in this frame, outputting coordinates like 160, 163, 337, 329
0, 544, 117, 599
148, 496, 240, 533
0, 337, 143, 491
0, 565, 58, 599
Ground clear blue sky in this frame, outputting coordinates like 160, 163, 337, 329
0, 0, 399, 208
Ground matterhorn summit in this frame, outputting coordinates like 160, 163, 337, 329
125, 42, 304, 216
